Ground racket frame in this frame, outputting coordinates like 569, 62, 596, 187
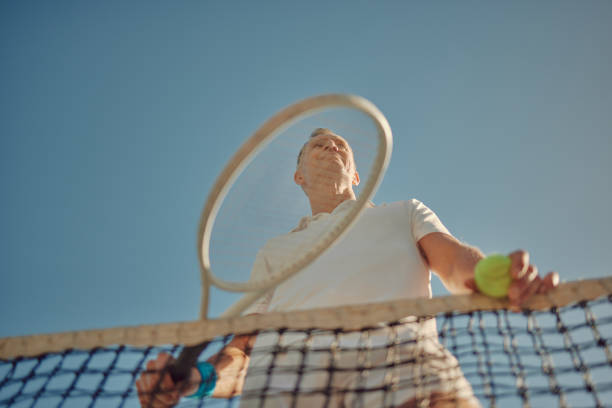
197, 94, 393, 319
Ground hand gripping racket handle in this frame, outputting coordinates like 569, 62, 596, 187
168, 341, 210, 384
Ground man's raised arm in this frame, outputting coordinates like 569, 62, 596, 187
418, 232, 559, 307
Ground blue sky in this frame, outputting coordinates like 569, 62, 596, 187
1, 1, 611, 338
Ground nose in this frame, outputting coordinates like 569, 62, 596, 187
323, 140, 339, 152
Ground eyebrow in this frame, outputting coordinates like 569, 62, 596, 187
310, 135, 348, 148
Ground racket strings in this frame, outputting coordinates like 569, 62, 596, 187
208, 107, 383, 292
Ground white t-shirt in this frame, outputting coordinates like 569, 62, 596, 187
240, 200, 474, 407
246, 199, 451, 314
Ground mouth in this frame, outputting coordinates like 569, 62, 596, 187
324, 150, 343, 158
323, 152, 344, 163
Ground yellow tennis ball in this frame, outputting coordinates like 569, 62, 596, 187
474, 254, 512, 298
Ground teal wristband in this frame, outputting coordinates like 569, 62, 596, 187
187, 361, 217, 399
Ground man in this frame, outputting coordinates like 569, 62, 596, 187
137, 128, 559, 407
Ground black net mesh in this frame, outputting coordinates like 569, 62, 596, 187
2, 297, 611, 407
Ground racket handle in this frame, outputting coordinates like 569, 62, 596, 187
169, 341, 210, 383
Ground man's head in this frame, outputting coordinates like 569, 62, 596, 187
294, 128, 359, 195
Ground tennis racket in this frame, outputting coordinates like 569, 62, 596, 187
168, 93, 392, 386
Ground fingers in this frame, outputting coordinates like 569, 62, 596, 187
506, 250, 560, 307
136, 353, 181, 408
538, 271, 560, 293
136, 378, 149, 407
508, 250, 530, 280
508, 268, 540, 306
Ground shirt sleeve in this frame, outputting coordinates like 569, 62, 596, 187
242, 249, 274, 315
407, 199, 451, 241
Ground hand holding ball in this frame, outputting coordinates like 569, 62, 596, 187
474, 255, 512, 298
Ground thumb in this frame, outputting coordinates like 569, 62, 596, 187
156, 352, 175, 367
464, 278, 478, 292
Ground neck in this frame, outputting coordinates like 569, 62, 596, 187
307, 186, 356, 215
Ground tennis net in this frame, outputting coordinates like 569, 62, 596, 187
1, 277, 611, 407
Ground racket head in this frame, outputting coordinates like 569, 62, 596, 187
198, 94, 392, 318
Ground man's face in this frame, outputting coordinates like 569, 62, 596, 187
294, 132, 359, 189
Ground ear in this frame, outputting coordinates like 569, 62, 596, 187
352, 170, 360, 186
294, 169, 305, 186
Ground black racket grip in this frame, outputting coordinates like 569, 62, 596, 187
168, 341, 210, 384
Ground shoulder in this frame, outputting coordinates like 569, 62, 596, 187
371, 199, 426, 212
372, 199, 448, 230
262, 232, 294, 250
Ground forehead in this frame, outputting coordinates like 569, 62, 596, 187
307, 133, 351, 148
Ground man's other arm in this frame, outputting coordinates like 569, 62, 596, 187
136, 333, 256, 407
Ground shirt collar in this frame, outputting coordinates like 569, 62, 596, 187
291, 199, 374, 232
